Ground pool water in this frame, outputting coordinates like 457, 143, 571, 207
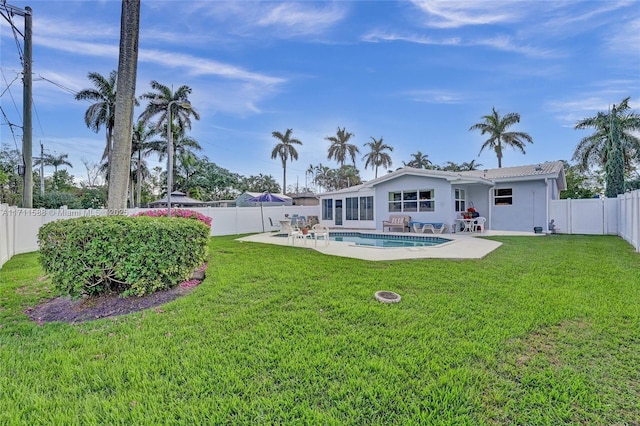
276, 231, 449, 248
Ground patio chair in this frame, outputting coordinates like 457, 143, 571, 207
268, 217, 281, 231
312, 224, 330, 246
382, 215, 411, 232
473, 217, 486, 233
280, 220, 301, 244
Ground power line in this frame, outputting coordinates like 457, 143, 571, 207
0, 67, 22, 121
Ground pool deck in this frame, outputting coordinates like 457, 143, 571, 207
236, 230, 542, 261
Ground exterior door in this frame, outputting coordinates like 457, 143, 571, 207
335, 199, 343, 226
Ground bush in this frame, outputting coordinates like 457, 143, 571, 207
38, 215, 209, 298
33, 191, 82, 209
132, 209, 212, 228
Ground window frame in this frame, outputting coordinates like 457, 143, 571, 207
322, 199, 333, 220
494, 188, 513, 206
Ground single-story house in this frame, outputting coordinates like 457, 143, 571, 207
291, 192, 320, 206
236, 192, 292, 207
315, 161, 566, 233
149, 191, 208, 208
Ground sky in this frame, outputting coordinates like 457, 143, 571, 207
1, 0, 639, 191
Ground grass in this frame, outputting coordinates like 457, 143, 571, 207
1, 234, 639, 424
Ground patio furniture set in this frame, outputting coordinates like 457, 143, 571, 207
278, 219, 330, 246
382, 214, 486, 234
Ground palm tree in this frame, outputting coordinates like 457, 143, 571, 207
326, 127, 359, 167
363, 136, 393, 178
145, 123, 202, 161
35, 152, 73, 174
469, 107, 533, 168
573, 97, 640, 172
109, 0, 141, 210
131, 120, 157, 207
138, 81, 200, 133
460, 159, 482, 171
403, 150, 432, 169
271, 128, 302, 194
74, 70, 117, 163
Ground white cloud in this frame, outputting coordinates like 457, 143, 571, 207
33, 36, 284, 86
403, 89, 464, 104
409, 0, 522, 28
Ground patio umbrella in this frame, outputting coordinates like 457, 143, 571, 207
247, 192, 287, 232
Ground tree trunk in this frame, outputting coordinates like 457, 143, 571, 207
108, 0, 140, 212
136, 150, 142, 207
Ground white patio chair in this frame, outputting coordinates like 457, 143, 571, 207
312, 224, 330, 246
280, 220, 301, 244
473, 217, 486, 233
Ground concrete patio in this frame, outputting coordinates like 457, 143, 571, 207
236, 230, 542, 261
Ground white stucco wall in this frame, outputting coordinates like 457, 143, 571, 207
374, 176, 455, 230
491, 180, 548, 232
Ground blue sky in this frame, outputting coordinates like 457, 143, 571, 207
1, 0, 639, 189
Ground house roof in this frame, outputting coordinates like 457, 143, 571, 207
317, 161, 567, 196
366, 167, 495, 187
460, 161, 567, 190
150, 191, 206, 206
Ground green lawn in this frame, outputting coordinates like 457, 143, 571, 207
1, 235, 639, 425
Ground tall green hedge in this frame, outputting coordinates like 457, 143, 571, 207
38, 215, 209, 298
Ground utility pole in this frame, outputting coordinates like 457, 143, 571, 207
39, 142, 44, 196
3, 3, 33, 206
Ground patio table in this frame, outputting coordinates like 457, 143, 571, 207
456, 218, 476, 233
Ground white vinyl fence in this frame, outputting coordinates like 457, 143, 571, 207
549, 189, 640, 252
0, 204, 319, 270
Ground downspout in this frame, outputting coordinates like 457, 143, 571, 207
545, 178, 550, 233
487, 184, 494, 230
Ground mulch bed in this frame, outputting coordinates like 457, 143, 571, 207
26, 284, 196, 324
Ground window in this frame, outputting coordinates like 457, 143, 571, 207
418, 189, 434, 212
388, 191, 402, 212
345, 197, 358, 220
388, 190, 435, 212
322, 199, 333, 220
455, 189, 466, 212
494, 188, 513, 205
344, 197, 373, 221
360, 196, 373, 220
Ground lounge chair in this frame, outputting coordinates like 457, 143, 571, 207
382, 215, 411, 232
413, 222, 448, 234
312, 224, 330, 246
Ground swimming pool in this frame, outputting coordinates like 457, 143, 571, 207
276, 231, 450, 248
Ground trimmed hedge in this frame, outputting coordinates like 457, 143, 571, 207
38, 215, 209, 298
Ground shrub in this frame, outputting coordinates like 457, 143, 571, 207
38, 215, 209, 298
132, 209, 212, 228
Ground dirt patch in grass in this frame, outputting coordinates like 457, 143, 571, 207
26, 285, 196, 324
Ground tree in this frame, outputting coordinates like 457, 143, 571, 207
35, 152, 73, 174
363, 136, 393, 178
326, 127, 359, 167
605, 104, 625, 197
138, 81, 200, 133
459, 159, 482, 171
270, 128, 302, 194
403, 150, 432, 169
131, 120, 157, 207
240, 174, 280, 194
561, 161, 598, 199
573, 96, 640, 173
109, 0, 140, 210
469, 107, 533, 168
75, 70, 117, 166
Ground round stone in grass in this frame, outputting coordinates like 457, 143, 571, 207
375, 290, 401, 303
